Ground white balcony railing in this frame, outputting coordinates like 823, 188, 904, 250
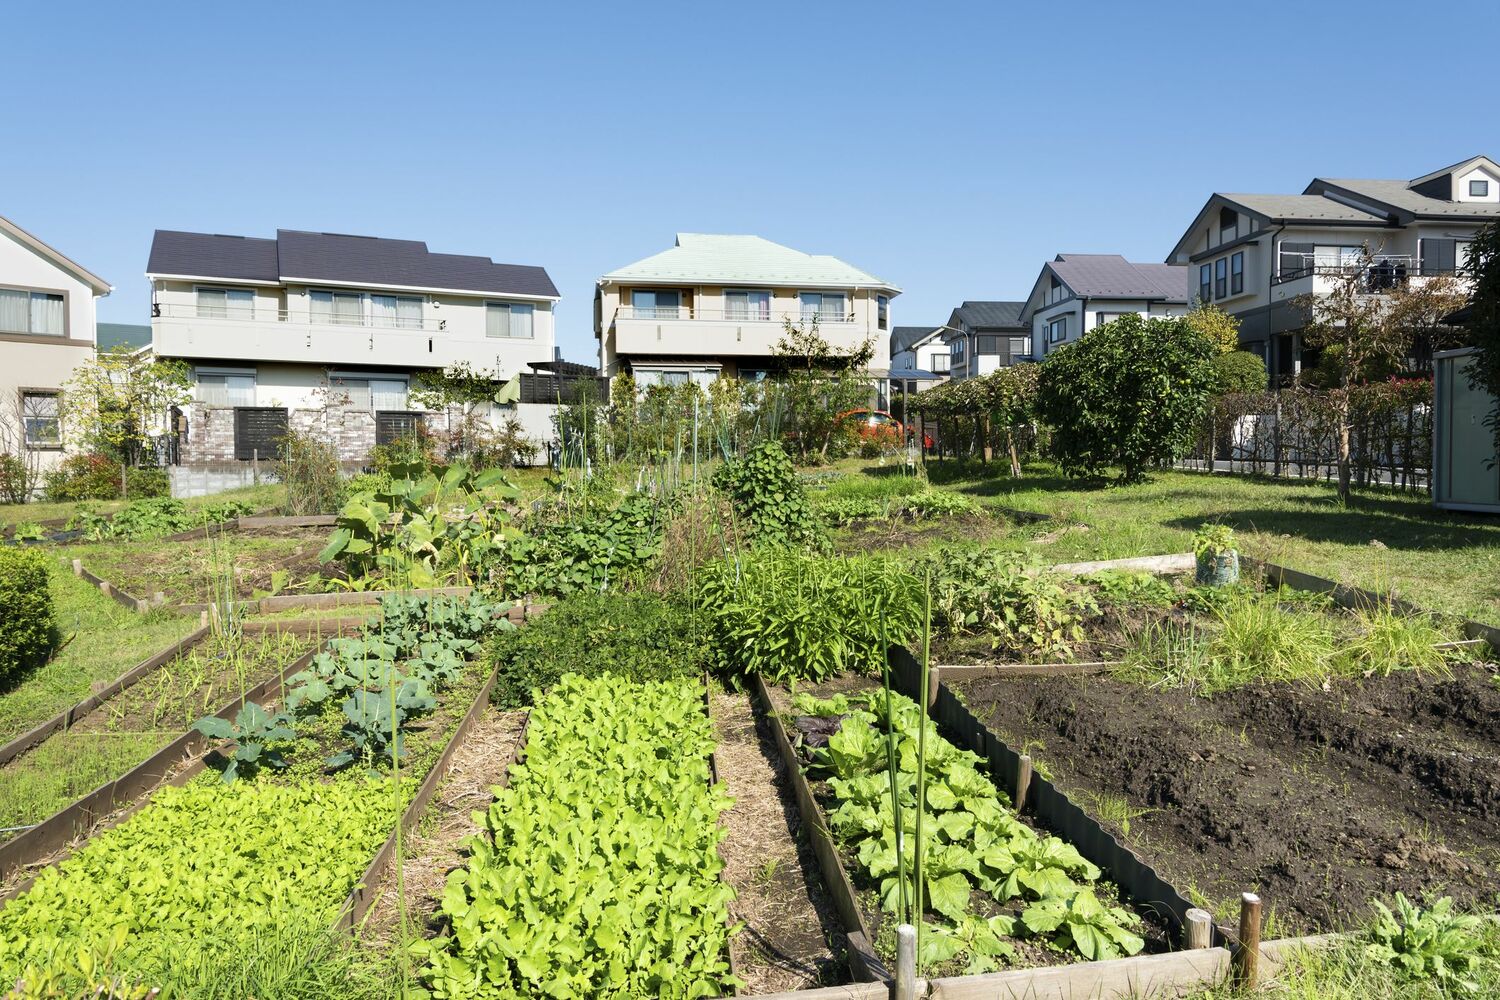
153, 301, 446, 332
1271, 254, 1459, 290
614, 305, 856, 324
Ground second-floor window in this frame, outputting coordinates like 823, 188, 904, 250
1199, 264, 1212, 303
799, 292, 846, 323
977, 335, 1001, 355
1048, 317, 1068, 343
724, 289, 770, 321
487, 302, 534, 339
950, 337, 965, 360
877, 295, 889, 330
1230, 252, 1244, 295
1471, 180, 1490, 197
371, 294, 423, 329
1095, 312, 1129, 329
929, 352, 950, 371
0, 288, 65, 336
311, 290, 364, 326
631, 289, 680, 319
1011, 336, 1030, 358
1214, 258, 1228, 299
197, 287, 254, 320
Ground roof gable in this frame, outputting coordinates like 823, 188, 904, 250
954, 300, 1027, 329
601, 233, 898, 291
890, 325, 943, 355
0, 214, 111, 294
1047, 254, 1187, 300
147, 229, 558, 298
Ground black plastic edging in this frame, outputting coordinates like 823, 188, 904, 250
0, 637, 334, 897
703, 678, 744, 993
750, 674, 891, 985
0, 625, 212, 768
889, 646, 1205, 948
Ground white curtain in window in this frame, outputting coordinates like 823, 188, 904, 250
371, 295, 423, 329
0, 289, 27, 333
312, 291, 364, 325
370, 379, 407, 410
27, 293, 63, 335
725, 290, 770, 320
819, 293, 845, 321
487, 303, 534, 338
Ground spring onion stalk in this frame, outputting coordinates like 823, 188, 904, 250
914, 567, 933, 964
876, 573, 910, 925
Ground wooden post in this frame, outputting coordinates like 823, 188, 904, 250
895, 924, 917, 1000
71, 559, 82, 576
1184, 907, 1213, 950
1233, 892, 1262, 988
200, 610, 210, 628
1015, 754, 1033, 812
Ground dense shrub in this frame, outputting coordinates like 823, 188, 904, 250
274, 430, 342, 515
368, 431, 438, 473
916, 548, 1095, 661
698, 549, 921, 684
44, 453, 122, 501
0, 454, 38, 504
1213, 350, 1268, 394
1037, 314, 1218, 482
711, 440, 825, 548
0, 548, 54, 686
487, 591, 707, 707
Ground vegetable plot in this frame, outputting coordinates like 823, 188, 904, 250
418, 673, 738, 999
0, 777, 404, 982
809, 690, 1144, 970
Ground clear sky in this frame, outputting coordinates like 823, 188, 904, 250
4, 0, 1497, 364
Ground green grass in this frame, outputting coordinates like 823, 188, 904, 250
0, 482, 283, 528
0, 568, 197, 746
834, 458, 1500, 625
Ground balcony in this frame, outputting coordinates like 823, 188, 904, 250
151, 302, 542, 369
610, 304, 864, 358
1270, 255, 1460, 295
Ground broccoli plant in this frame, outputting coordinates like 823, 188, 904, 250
193, 702, 295, 782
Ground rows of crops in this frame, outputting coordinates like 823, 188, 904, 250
0, 592, 506, 987
417, 673, 738, 999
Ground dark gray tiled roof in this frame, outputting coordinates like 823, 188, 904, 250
890, 325, 942, 355
147, 229, 558, 298
1049, 255, 1187, 301
954, 301, 1027, 329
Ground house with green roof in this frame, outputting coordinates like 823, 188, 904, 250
1168, 155, 1499, 381
594, 233, 900, 405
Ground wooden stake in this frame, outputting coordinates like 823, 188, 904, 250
1015, 754, 1033, 812
71, 559, 82, 576
1184, 907, 1213, 950
895, 924, 917, 1000
1233, 892, 1262, 988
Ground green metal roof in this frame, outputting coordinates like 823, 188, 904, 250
601, 233, 898, 291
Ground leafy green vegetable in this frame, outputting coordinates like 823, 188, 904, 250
1362, 894, 1492, 992
919, 549, 1096, 661
1020, 887, 1146, 961
192, 701, 295, 783
418, 674, 738, 999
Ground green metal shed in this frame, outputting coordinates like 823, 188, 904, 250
1434, 347, 1500, 513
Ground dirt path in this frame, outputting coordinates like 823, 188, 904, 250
958, 664, 1500, 934
362, 706, 527, 948
712, 689, 844, 993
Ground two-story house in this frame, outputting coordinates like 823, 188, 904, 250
1021, 255, 1189, 358
937, 301, 1030, 381
594, 233, 900, 406
0, 213, 112, 472
1167, 155, 1500, 381
890, 326, 949, 375
147, 228, 559, 467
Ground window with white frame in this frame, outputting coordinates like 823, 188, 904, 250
0, 288, 65, 336
21, 391, 61, 448
1010, 336, 1030, 358
310, 289, 364, 325
197, 371, 256, 407
486, 302, 535, 339
196, 287, 255, 320
1048, 317, 1068, 343
332, 375, 408, 411
949, 336, 965, 360
371, 294, 423, 329
630, 289, 681, 319
724, 289, 771, 321
799, 292, 846, 322
1095, 312, 1129, 329
632, 366, 719, 389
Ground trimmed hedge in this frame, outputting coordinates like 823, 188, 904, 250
0, 548, 54, 686
486, 591, 707, 708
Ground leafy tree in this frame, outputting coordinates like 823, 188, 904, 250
1036, 314, 1218, 483
1459, 222, 1500, 452
1184, 302, 1241, 354
1213, 350, 1268, 394
60, 349, 191, 464
770, 318, 876, 461
1297, 245, 1467, 500
409, 361, 508, 457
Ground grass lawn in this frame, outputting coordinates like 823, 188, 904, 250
0, 567, 197, 746
827, 458, 1500, 624
0, 482, 284, 528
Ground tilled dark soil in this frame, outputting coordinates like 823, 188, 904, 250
959, 665, 1500, 933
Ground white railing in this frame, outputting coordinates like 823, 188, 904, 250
153, 302, 446, 332
615, 305, 856, 323
1271, 253, 1457, 288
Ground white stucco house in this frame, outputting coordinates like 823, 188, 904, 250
0, 213, 112, 473
594, 233, 900, 408
1166, 154, 1500, 381
937, 302, 1031, 382
147, 228, 562, 470
1021, 255, 1190, 358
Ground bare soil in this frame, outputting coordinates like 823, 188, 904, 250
711, 689, 843, 993
79, 528, 330, 604
832, 513, 1015, 555
957, 664, 1500, 933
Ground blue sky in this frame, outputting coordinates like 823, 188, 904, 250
4, 0, 1497, 363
